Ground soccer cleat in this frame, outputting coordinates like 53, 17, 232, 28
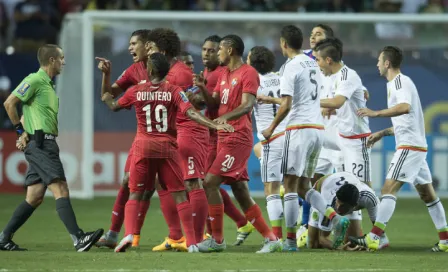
0, 239, 27, 251
114, 234, 133, 253
132, 234, 140, 247
282, 238, 298, 252
296, 227, 308, 249
95, 231, 118, 249
431, 242, 448, 252
188, 245, 199, 253
332, 216, 350, 249
379, 233, 390, 250
152, 236, 185, 252
348, 234, 380, 251
171, 241, 188, 252
203, 233, 211, 241
197, 237, 226, 253
256, 238, 283, 253
233, 222, 255, 246
75, 228, 104, 252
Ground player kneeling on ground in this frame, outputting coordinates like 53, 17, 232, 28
101, 52, 233, 253
307, 172, 389, 250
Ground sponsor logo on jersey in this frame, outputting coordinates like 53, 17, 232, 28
138, 80, 147, 85
220, 81, 226, 85
231, 78, 237, 86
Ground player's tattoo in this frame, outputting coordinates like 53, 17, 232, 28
381, 127, 394, 137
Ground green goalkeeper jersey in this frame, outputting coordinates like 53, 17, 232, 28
13, 69, 59, 135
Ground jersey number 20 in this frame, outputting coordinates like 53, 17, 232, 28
143, 104, 168, 132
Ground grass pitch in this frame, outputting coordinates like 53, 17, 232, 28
0, 194, 446, 272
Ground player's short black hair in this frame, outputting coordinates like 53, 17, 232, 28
148, 28, 181, 59
336, 184, 359, 207
314, 37, 343, 62
147, 52, 170, 79
314, 24, 334, 38
280, 25, 303, 50
179, 51, 191, 57
381, 46, 403, 68
221, 34, 245, 56
131, 29, 151, 43
249, 46, 275, 75
204, 35, 221, 44
37, 44, 62, 66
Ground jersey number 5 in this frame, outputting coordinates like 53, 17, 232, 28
309, 70, 318, 100
143, 104, 168, 132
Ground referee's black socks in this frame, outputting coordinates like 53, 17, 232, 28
1, 201, 35, 241
56, 197, 81, 241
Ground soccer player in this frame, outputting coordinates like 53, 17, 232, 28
95, 29, 152, 248
1, 44, 103, 251
350, 46, 448, 252
307, 172, 389, 250
316, 38, 372, 188
247, 46, 285, 240
200, 35, 254, 245
147, 28, 210, 251
260, 25, 350, 251
101, 52, 233, 252
179, 51, 194, 71
195, 34, 282, 253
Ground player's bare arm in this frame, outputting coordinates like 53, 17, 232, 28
96, 57, 124, 98
357, 103, 410, 118
320, 95, 347, 109
262, 95, 292, 139
257, 94, 282, 105
186, 108, 234, 132
367, 127, 394, 147
194, 71, 220, 110
4, 94, 29, 151
101, 92, 122, 112
214, 93, 255, 124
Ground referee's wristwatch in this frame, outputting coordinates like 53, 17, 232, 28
15, 123, 25, 136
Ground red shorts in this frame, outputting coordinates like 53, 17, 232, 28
207, 142, 251, 184
206, 143, 217, 171
124, 146, 134, 173
177, 131, 209, 181
129, 153, 185, 193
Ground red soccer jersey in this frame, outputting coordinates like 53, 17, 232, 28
204, 65, 226, 120
167, 60, 208, 134
115, 61, 149, 90
213, 64, 259, 145
118, 81, 193, 158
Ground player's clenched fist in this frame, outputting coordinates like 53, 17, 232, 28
216, 123, 234, 133
95, 57, 111, 74
101, 92, 113, 102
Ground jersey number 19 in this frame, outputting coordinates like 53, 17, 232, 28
143, 104, 168, 132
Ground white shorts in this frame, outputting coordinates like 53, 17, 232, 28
322, 125, 341, 151
315, 148, 344, 176
339, 136, 371, 183
281, 129, 323, 178
308, 208, 362, 232
260, 135, 284, 183
385, 148, 432, 185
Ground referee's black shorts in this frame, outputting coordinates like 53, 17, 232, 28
24, 139, 66, 187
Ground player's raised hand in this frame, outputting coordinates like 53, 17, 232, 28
95, 57, 111, 74
101, 92, 114, 102
216, 123, 234, 132
367, 132, 383, 148
357, 108, 378, 118
257, 95, 274, 104
194, 71, 205, 87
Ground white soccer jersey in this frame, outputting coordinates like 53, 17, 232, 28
330, 65, 370, 137
254, 72, 286, 142
387, 73, 427, 150
318, 172, 378, 222
279, 54, 323, 129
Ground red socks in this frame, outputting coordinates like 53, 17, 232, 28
176, 201, 196, 247
209, 204, 224, 243
245, 204, 276, 241
124, 199, 139, 236
134, 200, 150, 235
110, 186, 129, 233
220, 188, 247, 228
189, 189, 208, 242
158, 190, 183, 240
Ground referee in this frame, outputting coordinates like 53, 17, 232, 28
1, 44, 103, 252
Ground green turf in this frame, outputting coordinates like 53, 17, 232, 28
0, 194, 446, 271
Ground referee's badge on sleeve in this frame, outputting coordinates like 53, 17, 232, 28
17, 83, 30, 95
